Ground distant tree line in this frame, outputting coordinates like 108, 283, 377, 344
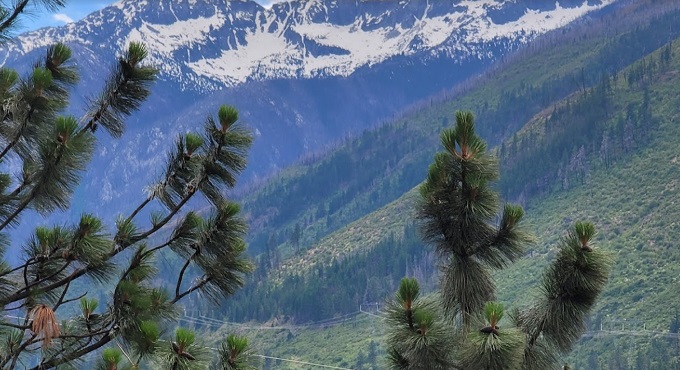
242, 2, 680, 266
222, 9, 680, 327
214, 223, 437, 324
498, 42, 673, 202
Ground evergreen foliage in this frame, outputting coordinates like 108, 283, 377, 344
221, 223, 436, 324
213, 334, 261, 370
231, 30, 680, 369
240, 0, 680, 267
497, 46, 670, 200
0, 2, 258, 369
385, 112, 612, 369
214, 3, 680, 331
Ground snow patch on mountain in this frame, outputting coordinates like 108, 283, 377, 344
188, 24, 296, 84
2, 0, 615, 91
466, 1, 608, 43
195, 0, 609, 84
126, 11, 226, 54
177, 0, 614, 86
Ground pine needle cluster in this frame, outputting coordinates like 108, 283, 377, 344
0, 2, 259, 369
386, 111, 612, 369
29, 304, 60, 347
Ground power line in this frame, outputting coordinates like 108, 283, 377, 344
582, 330, 680, 339
181, 314, 360, 369
359, 309, 385, 320
205, 346, 354, 370
254, 354, 354, 370
355, 310, 680, 339
182, 313, 365, 369
183, 310, 364, 331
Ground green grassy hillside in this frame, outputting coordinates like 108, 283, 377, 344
197, 20, 680, 370
193, 37, 680, 369
219, 0, 680, 328
174, 1, 680, 369
239, 0, 680, 263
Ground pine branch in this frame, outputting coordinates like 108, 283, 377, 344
172, 276, 211, 304
122, 147, 190, 226
79, 43, 157, 138
0, 0, 29, 38
519, 222, 611, 353
0, 187, 198, 306
1, 257, 38, 277
0, 266, 77, 306
470, 204, 532, 269
0, 333, 35, 369
57, 328, 112, 340
0, 191, 33, 231
0, 321, 30, 330
8, 178, 29, 198
124, 197, 152, 224
9, 326, 110, 350
53, 286, 86, 312
28, 330, 113, 370
174, 253, 195, 299
130, 187, 198, 244
22, 317, 117, 366
527, 318, 546, 347
0, 138, 70, 231
51, 279, 71, 310
2, 303, 27, 311
0, 104, 35, 162
14, 260, 70, 297
139, 238, 176, 260
1, 44, 77, 164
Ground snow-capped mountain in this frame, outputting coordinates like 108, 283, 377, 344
5, 0, 613, 91
0, 0, 617, 220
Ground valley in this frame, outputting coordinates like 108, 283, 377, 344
1, 0, 680, 369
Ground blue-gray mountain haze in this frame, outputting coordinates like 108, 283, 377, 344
0, 0, 617, 252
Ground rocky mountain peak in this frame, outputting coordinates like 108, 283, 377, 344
0, 0, 618, 218
3, 0, 614, 92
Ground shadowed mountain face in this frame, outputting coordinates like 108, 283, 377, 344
0, 0, 615, 223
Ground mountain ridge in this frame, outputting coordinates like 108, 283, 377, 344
3, 0, 614, 92
237, 0, 680, 257
0, 0, 622, 236
217, 0, 680, 327
213, 7, 680, 368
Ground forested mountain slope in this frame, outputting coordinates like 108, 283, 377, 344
192, 25, 680, 370
0, 0, 620, 223
216, 0, 680, 326
240, 0, 680, 259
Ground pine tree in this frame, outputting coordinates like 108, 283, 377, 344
0, 2, 259, 369
385, 111, 611, 369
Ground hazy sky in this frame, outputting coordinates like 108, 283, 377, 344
20, 0, 285, 32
